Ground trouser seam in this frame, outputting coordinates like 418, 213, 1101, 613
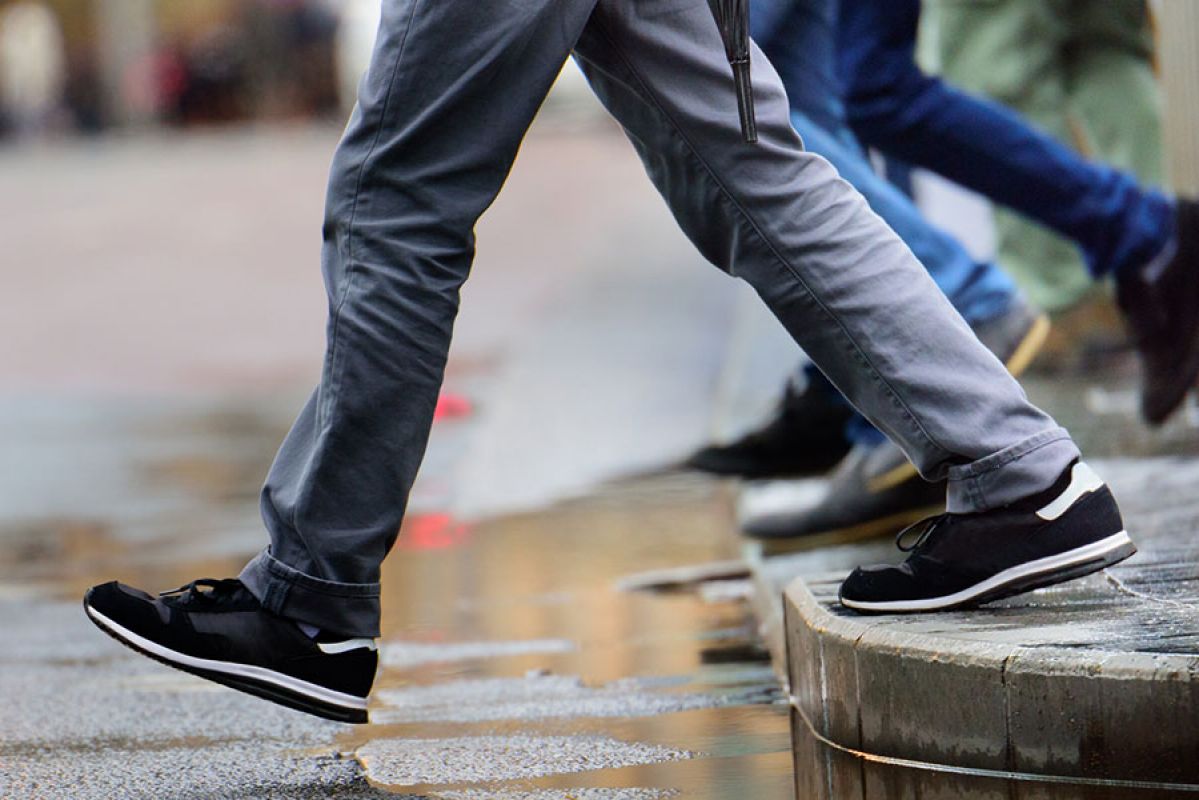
320, 0, 422, 434
261, 572, 289, 613
584, 17, 952, 463
290, 0, 422, 555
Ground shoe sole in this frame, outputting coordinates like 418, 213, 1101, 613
840, 530, 1136, 613
83, 601, 369, 724
753, 503, 946, 556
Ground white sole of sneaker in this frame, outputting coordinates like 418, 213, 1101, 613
84, 604, 368, 717
840, 530, 1135, 613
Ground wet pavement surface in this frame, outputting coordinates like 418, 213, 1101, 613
6, 116, 1199, 799
0, 122, 790, 799
0, 406, 791, 798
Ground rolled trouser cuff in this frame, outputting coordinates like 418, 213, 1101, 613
239, 549, 382, 638
946, 428, 1079, 514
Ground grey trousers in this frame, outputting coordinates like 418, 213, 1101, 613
240, 0, 1079, 637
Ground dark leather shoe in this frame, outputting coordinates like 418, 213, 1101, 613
1118, 198, 1199, 425
684, 381, 853, 479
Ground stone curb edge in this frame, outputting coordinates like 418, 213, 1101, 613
783, 573, 1199, 787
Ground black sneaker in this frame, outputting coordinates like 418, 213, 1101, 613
1117, 198, 1199, 425
684, 379, 853, 478
838, 462, 1136, 613
83, 578, 376, 723
742, 442, 945, 546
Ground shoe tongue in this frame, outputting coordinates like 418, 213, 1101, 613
165, 578, 258, 610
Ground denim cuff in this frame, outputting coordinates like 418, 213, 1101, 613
239, 548, 382, 638
945, 427, 1080, 514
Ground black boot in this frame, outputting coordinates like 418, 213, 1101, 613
685, 379, 853, 479
1117, 198, 1199, 425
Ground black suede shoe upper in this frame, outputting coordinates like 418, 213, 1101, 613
839, 482, 1125, 606
85, 579, 376, 698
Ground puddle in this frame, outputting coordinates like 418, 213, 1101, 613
356, 735, 695, 787
331, 475, 793, 797
381, 639, 578, 670
3, 394, 792, 798
371, 673, 758, 726
434, 789, 677, 800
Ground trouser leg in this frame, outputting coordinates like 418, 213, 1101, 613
573, 0, 1077, 513
240, 0, 598, 638
785, 110, 1016, 446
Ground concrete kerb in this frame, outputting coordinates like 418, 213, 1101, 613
782, 574, 1199, 791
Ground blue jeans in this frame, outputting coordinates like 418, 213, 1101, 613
836, 0, 1175, 281
752, 0, 1018, 446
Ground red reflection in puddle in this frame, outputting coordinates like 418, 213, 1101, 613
433, 393, 473, 421
399, 512, 472, 551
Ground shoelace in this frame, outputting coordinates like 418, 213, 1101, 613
894, 513, 949, 553
159, 578, 245, 608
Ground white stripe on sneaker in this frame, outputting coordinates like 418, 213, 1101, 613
318, 638, 377, 655
840, 530, 1133, 612
1037, 462, 1104, 521
84, 605, 368, 711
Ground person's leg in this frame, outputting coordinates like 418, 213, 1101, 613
576, 0, 1131, 611
83, 0, 601, 723
236, 0, 600, 639
684, 110, 1033, 479
574, 0, 1076, 512
688, 0, 1028, 481
788, 111, 1038, 459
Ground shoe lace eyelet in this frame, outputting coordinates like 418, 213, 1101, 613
895, 514, 947, 553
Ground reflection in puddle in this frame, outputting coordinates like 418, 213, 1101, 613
3, 395, 792, 798
436, 789, 677, 800
347, 476, 792, 797
372, 673, 765, 726
381, 638, 578, 670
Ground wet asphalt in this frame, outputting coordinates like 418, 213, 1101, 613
7, 106, 1199, 800
0, 120, 793, 799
